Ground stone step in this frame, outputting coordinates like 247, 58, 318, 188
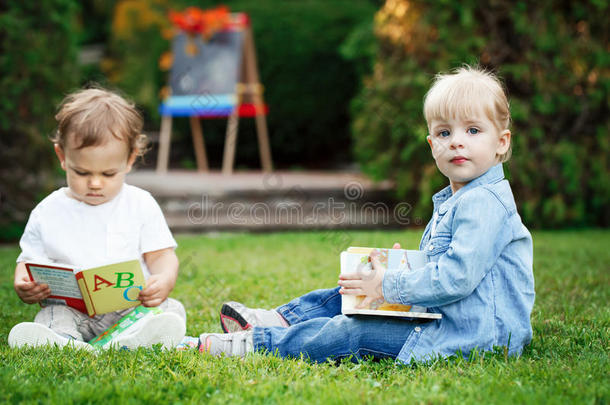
127, 170, 417, 231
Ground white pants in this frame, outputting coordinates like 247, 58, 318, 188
34, 298, 186, 342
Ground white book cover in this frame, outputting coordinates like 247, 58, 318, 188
340, 247, 441, 320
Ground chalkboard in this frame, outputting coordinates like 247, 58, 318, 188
157, 15, 272, 174
169, 31, 244, 96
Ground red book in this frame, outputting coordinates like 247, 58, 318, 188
25, 260, 145, 317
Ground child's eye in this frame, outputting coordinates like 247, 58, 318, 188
103, 173, 117, 178
467, 128, 480, 135
438, 130, 450, 137
74, 170, 88, 176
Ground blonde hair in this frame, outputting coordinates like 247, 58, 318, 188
423, 66, 512, 162
53, 87, 148, 158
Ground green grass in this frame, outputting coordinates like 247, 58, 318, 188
1, 230, 608, 404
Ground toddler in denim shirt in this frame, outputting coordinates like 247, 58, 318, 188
195, 66, 535, 364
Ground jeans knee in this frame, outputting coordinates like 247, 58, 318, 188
299, 315, 364, 359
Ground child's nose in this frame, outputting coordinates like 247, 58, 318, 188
450, 132, 465, 148
88, 177, 103, 189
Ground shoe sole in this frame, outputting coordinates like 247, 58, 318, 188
220, 303, 251, 333
114, 312, 186, 350
8, 322, 92, 350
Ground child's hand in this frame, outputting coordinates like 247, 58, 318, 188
140, 247, 179, 307
14, 274, 51, 304
138, 273, 173, 307
338, 249, 388, 308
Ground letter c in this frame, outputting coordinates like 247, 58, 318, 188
123, 285, 143, 302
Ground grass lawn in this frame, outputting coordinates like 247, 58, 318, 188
1, 229, 608, 404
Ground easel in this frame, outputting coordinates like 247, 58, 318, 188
157, 13, 272, 174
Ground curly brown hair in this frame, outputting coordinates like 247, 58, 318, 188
52, 86, 148, 158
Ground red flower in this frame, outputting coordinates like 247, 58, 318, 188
168, 5, 230, 37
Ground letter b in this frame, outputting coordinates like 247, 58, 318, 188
115, 272, 135, 288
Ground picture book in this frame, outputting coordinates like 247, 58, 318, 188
25, 259, 145, 317
340, 247, 442, 320
89, 305, 162, 349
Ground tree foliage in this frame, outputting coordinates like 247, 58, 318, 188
0, 0, 80, 241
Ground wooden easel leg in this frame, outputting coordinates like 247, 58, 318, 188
243, 26, 273, 172
157, 115, 172, 173
189, 116, 209, 172
255, 113, 272, 172
222, 110, 240, 175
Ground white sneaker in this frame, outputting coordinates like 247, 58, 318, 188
113, 312, 186, 350
199, 330, 254, 357
8, 322, 93, 351
220, 301, 289, 332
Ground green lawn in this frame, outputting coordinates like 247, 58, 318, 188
1, 230, 608, 404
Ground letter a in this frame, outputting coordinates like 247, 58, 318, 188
93, 275, 115, 291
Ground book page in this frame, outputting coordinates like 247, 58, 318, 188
79, 259, 145, 316
340, 248, 441, 319
27, 264, 82, 299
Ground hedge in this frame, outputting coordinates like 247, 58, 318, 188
349, 0, 609, 227
0, 0, 80, 241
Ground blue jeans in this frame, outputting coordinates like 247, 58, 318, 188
252, 287, 421, 363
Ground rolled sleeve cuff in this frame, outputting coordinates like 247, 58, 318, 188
382, 267, 404, 304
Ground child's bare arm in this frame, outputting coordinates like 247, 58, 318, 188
14, 262, 50, 304
139, 248, 179, 307
338, 243, 400, 308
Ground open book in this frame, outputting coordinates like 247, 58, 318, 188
25, 259, 145, 317
340, 247, 441, 320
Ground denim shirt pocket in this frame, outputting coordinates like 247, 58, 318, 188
425, 233, 452, 262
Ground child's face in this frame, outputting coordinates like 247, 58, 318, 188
54, 136, 136, 206
427, 109, 510, 193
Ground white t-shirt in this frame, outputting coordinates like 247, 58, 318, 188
17, 184, 176, 277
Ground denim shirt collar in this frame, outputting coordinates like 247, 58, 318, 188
432, 163, 505, 214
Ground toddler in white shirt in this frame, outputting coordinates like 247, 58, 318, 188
9, 87, 186, 350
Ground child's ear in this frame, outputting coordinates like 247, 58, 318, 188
54, 144, 66, 171
496, 130, 511, 155
426, 135, 434, 151
126, 150, 138, 172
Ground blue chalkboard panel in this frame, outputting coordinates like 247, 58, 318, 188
161, 30, 244, 116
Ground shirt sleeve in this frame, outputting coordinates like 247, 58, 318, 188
16, 207, 47, 263
383, 187, 513, 307
138, 192, 177, 253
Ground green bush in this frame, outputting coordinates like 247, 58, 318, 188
349, 0, 609, 227
104, 0, 378, 168
0, 0, 80, 241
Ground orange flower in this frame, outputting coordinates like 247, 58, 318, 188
158, 51, 173, 71
168, 5, 230, 38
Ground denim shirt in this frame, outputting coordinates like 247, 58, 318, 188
383, 163, 535, 364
